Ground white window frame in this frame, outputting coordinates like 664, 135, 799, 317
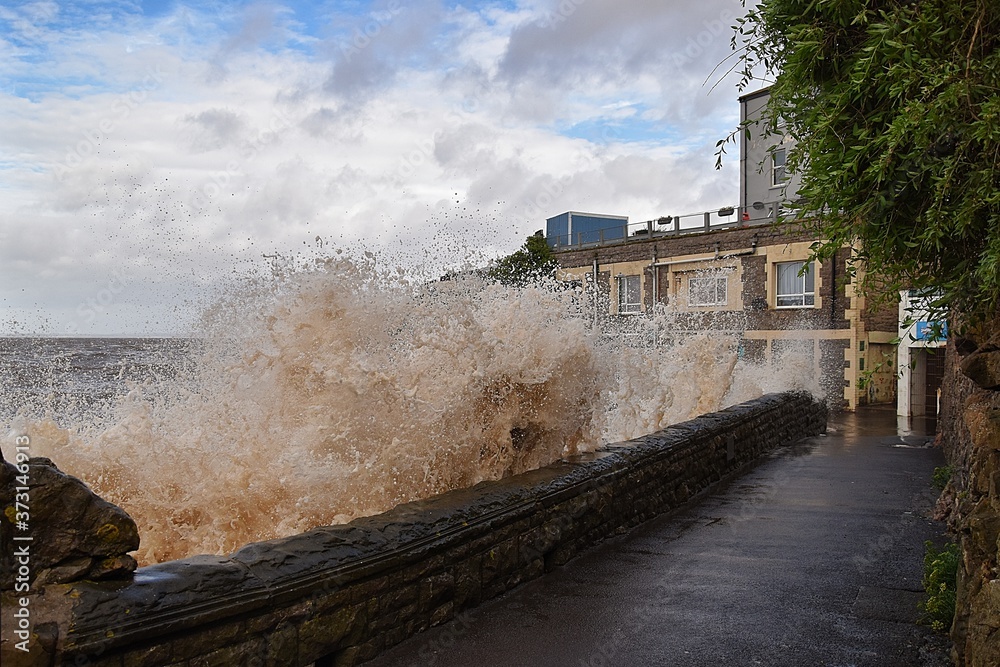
616, 274, 642, 314
775, 261, 815, 308
688, 275, 728, 307
771, 147, 788, 187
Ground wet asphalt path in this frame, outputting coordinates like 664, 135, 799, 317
364, 408, 948, 667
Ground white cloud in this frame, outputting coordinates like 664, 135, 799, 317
0, 0, 753, 335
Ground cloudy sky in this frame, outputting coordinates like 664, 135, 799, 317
0, 0, 759, 336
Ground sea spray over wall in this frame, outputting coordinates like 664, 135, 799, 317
3, 257, 818, 564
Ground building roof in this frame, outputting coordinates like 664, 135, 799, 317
546, 211, 629, 221
738, 86, 772, 103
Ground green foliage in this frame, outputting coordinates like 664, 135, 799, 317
856, 359, 887, 391
727, 0, 1000, 326
487, 232, 557, 286
932, 465, 954, 491
920, 540, 960, 632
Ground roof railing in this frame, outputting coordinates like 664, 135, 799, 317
548, 201, 791, 250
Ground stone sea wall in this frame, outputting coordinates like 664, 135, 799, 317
938, 332, 1000, 667
1, 391, 826, 667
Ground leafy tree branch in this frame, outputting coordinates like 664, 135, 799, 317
722, 0, 1000, 327
487, 232, 558, 287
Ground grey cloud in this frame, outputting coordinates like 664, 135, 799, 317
301, 107, 340, 137
235, 159, 378, 231
433, 122, 500, 170
496, 0, 742, 125
180, 108, 247, 153
0, 217, 76, 271
203, 3, 309, 85
498, 82, 562, 125
321, 0, 445, 102
324, 46, 397, 99
455, 141, 739, 230
604, 154, 684, 198
500, 0, 737, 81
219, 2, 292, 53
464, 158, 533, 206
298, 107, 369, 147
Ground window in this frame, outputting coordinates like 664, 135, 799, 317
776, 261, 814, 307
771, 147, 787, 186
689, 276, 727, 307
617, 275, 641, 314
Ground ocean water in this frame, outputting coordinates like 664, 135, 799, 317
0, 258, 819, 564
0, 337, 194, 423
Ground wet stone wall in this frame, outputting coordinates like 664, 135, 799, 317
938, 334, 1000, 667
8, 391, 826, 667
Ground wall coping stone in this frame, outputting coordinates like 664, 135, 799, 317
16, 391, 825, 665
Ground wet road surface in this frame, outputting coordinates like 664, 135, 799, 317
364, 408, 948, 667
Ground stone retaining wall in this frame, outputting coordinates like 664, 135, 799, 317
938, 334, 1000, 667
4, 391, 826, 667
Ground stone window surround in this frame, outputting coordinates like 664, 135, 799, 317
763, 241, 823, 311
667, 258, 743, 312
775, 260, 815, 308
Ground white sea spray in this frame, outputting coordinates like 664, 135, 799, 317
1, 257, 819, 564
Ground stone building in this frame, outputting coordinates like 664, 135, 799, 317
545, 88, 899, 410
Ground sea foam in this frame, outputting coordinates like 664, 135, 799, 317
3, 255, 818, 564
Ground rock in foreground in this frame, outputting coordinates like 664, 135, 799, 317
1, 449, 139, 589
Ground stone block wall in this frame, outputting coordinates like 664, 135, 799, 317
551, 222, 895, 411
938, 334, 1000, 667
2, 392, 826, 667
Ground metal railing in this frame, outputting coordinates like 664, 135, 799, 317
548, 202, 789, 250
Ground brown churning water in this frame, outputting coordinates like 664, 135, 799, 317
2, 256, 818, 564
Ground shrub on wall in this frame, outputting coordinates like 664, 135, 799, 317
920, 540, 960, 632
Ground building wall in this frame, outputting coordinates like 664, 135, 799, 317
545, 89, 900, 411
739, 88, 802, 212
552, 223, 898, 410
545, 212, 570, 243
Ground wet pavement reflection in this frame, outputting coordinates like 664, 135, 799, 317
365, 407, 949, 667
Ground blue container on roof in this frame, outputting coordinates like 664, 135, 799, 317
545, 211, 629, 247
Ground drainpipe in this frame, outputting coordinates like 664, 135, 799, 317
651, 246, 658, 309
593, 255, 599, 328
830, 251, 837, 323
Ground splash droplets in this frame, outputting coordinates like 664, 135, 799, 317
3, 257, 818, 564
